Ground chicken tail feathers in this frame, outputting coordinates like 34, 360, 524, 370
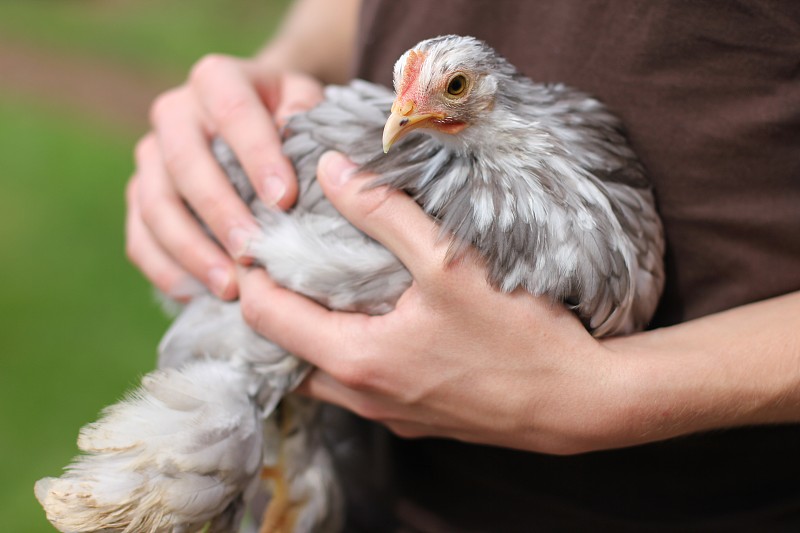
35, 360, 264, 533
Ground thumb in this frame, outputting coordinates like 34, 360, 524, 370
317, 151, 447, 274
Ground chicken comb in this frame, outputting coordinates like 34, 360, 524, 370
399, 49, 426, 99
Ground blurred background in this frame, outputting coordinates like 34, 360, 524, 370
0, 1, 290, 529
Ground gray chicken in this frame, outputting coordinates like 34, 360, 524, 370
35, 35, 663, 532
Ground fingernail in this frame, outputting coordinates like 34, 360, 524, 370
263, 175, 286, 206
208, 267, 232, 297
228, 226, 257, 259
320, 151, 358, 188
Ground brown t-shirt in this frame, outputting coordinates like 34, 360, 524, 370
343, 1, 800, 530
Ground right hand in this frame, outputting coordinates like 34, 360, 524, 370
126, 54, 324, 300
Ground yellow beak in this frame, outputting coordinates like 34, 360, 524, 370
382, 100, 444, 153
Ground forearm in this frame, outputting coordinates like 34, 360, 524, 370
605, 290, 800, 446
255, 0, 360, 83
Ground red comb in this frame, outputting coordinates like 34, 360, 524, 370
399, 49, 426, 100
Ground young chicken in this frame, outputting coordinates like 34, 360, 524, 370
36, 35, 663, 533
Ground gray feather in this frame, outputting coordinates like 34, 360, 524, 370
36, 35, 663, 533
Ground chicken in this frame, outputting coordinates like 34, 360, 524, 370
35, 35, 663, 532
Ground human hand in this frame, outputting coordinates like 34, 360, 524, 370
126, 54, 324, 300
236, 152, 800, 452
236, 151, 643, 455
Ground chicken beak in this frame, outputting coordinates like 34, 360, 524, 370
382, 100, 444, 153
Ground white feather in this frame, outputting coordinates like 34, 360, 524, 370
36, 361, 263, 532
37, 34, 664, 533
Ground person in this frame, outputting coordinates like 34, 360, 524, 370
126, 0, 800, 530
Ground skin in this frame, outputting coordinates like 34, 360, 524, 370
126, 0, 359, 300
126, 0, 800, 455
237, 152, 800, 454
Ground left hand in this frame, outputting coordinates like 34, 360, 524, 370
237, 151, 639, 455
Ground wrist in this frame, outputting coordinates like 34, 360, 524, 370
601, 332, 715, 447
601, 317, 800, 448
515, 338, 642, 455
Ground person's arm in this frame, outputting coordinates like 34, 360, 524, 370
125, 0, 360, 300
257, 0, 360, 84
601, 291, 800, 446
236, 151, 800, 454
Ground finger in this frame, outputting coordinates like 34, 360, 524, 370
149, 87, 261, 261
134, 134, 239, 299
191, 55, 299, 209
236, 266, 373, 375
316, 151, 450, 280
269, 72, 325, 128
297, 371, 452, 440
296, 370, 444, 439
297, 371, 443, 440
295, 369, 391, 422
125, 176, 200, 298
384, 422, 437, 440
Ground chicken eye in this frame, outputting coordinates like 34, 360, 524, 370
446, 74, 467, 97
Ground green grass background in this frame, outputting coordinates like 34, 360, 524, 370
0, 1, 289, 530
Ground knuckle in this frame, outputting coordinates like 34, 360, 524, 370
149, 88, 181, 126
237, 141, 275, 171
189, 55, 254, 126
190, 53, 235, 85
160, 141, 193, 177
333, 356, 378, 391
136, 191, 162, 226
350, 399, 385, 422
239, 290, 267, 332
333, 362, 367, 389
388, 424, 422, 440
171, 237, 204, 267
212, 91, 253, 125
355, 186, 393, 222
133, 135, 156, 165
189, 190, 223, 223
